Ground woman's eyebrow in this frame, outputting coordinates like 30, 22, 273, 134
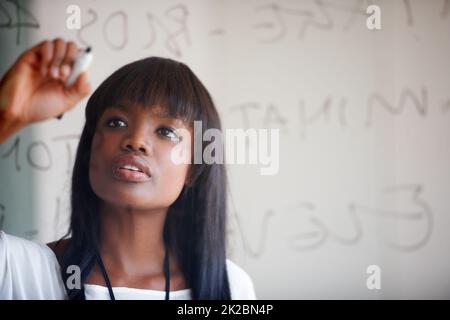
148, 110, 186, 124
154, 115, 190, 129
149, 109, 175, 119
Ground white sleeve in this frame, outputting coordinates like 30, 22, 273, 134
226, 259, 257, 300
0, 231, 66, 299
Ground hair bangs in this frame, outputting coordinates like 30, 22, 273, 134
85, 57, 207, 131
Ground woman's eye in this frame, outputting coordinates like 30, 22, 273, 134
106, 118, 127, 128
157, 127, 180, 142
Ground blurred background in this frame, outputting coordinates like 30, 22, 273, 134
0, 0, 449, 299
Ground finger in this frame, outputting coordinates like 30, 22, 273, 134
65, 72, 92, 107
49, 38, 66, 79
74, 72, 92, 97
18, 40, 53, 76
60, 41, 78, 80
61, 41, 78, 66
39, 40, 54, 76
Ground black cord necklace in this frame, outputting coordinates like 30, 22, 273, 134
96, 246, 170, 300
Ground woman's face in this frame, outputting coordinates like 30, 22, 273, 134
89, 102, 193, 211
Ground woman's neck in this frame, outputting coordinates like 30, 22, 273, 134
84, 202, 188, 291
98, 202, 168, 277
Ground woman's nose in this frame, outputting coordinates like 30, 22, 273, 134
121, 130, 152, 155
124, 142, 147, 154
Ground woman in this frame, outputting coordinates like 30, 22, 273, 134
0, 38, 256, 300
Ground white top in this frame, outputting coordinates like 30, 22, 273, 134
0, 231, 257, 300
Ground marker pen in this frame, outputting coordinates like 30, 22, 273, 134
57, 47, 93, 119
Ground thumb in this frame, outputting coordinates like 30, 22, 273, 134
65, 72, 92, 107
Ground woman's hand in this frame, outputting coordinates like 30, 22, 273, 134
0, 38, 92, 143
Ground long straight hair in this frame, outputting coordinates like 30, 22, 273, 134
58, 57, 231, 300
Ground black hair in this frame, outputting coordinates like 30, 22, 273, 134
57, 56, 231, 300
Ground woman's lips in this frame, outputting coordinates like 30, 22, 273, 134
112, 166, 151, 182
111, 154, 152, 183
